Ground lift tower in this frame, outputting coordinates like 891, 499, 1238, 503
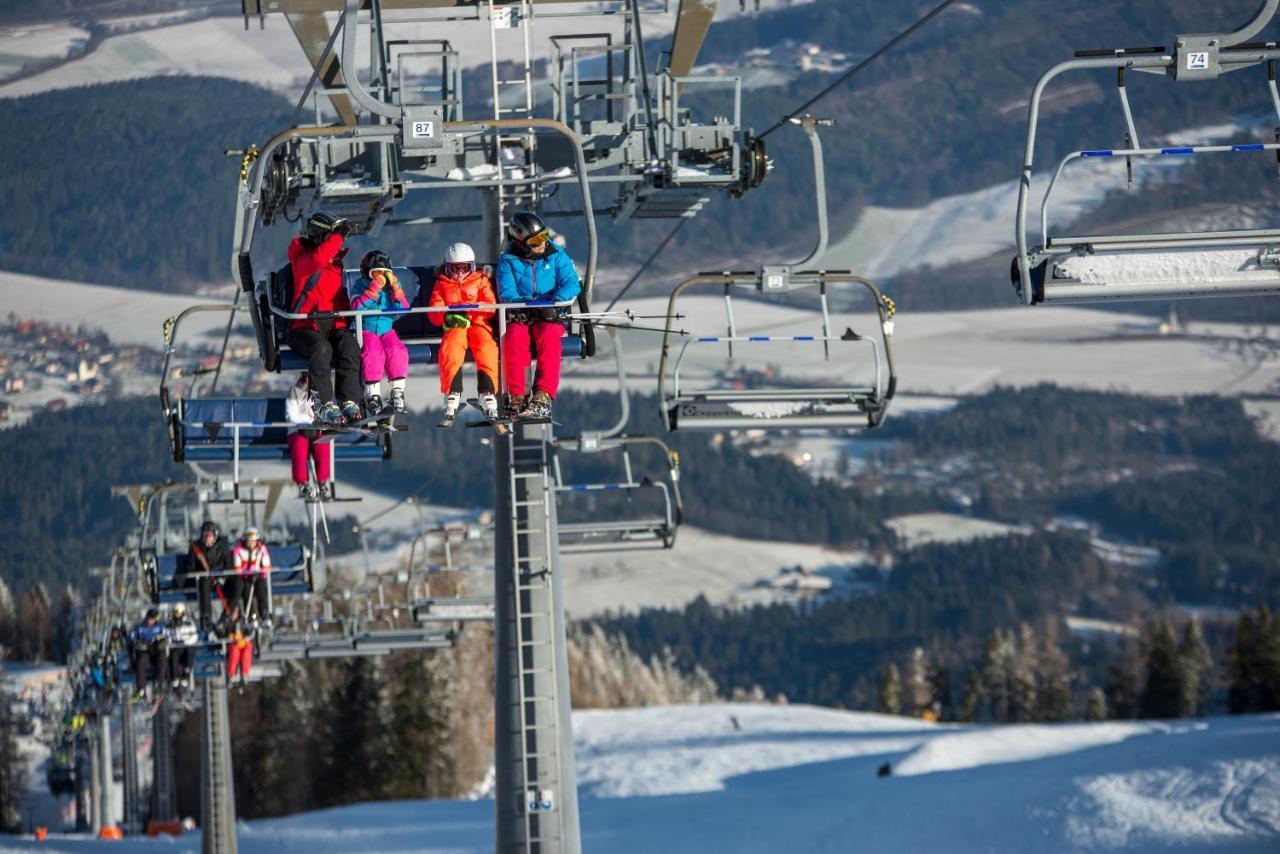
229, 3, 769, 852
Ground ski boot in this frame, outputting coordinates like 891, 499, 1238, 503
340, 400, 363, 423
316, 401, 343, 426
364, 393, 384, 417
479, 392, 500, 421
443, 393, 462, 420
297, 483, 317, 501
503, 393, 527, 419
318, 481, 334, 502
522, 390, 553, 420
390, 387, 408, 414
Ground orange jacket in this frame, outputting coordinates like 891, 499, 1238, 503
429, 269, 497, 324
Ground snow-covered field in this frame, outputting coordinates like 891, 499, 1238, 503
885, 512, 1027, 549
0, 24, 89, 83
3, 703, 1278, 853
561, 526, 864, 617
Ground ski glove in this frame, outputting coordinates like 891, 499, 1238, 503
444, 313, 472, 330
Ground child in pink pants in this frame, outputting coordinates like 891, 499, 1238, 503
351, 250, 410, 415
285, 373, 332, 500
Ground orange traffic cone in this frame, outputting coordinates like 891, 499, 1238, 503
97, 825, 123, 840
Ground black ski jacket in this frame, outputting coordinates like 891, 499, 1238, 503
185, 537, 233, 580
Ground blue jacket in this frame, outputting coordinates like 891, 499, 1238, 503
129, 621, 167, 649
495, 244, 581, 307
351, 273, 410, 336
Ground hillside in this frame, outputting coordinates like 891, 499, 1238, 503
5, 703, 1279, 852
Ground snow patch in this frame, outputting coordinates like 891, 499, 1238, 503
893, 721, 1175, 777
1056, 248, 1280, 287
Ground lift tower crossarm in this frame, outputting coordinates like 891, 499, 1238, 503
667, 0, 717, 78
286, 11, 357, 126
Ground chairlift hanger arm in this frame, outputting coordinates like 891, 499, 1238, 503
236, 117, 596, 295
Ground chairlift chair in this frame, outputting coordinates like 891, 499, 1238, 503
141, 544, 314, 606
1012, 0, 1280, 304
553, 327, 684, 552
553, 437, 683, 552
249, 263, 591, 375
656, 115, 897, 431
658, 271, 898, 431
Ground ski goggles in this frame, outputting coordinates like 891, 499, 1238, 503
444, 261, 475, 279
522, 229, 550, 247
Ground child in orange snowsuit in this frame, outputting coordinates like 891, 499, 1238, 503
224, 616, 253, 687
430, 243, 500, 421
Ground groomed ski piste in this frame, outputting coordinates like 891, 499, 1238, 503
5, 703, 1279, 853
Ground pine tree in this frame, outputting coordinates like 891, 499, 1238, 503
0, 578, 15, 658
1105, 638, 1143, 719
877, 662, 901, 716
927, 664, 953, 722
1083, 687, 1108, 721
15, 582, 52, 661
1260, 609, 1280, 712
1227, 609, 1259, 714
385, 650, 454, 800
1035, 621, 1073, 722
903, 648, 932, 718
322, 657, 392, 805
1177, 618, 1214, 717
981, 629, 1015, 723
956, 668, 983, 723
1239, 608, 1280, 714
1140, 619, 1185, 719
52, 585, 79, 663
0, 699, 25, 832
1009, 624, 1039, 723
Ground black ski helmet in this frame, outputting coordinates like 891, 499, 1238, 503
145, 608, 159, 620
507, 212, 549, 247
360, 250, 392, 279
200, 520, 219, 536
305, 210, 344, 243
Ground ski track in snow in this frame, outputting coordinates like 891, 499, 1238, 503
3, 706, 1279, 853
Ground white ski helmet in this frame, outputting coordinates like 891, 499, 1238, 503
443, 242, 476, 279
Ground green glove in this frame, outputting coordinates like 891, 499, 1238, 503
444, 313, 471, 330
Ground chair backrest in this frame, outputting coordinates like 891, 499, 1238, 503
178, 398, 378, 448
154, 544, 310, 599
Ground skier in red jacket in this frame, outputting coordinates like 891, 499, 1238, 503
287, 211, 364, 425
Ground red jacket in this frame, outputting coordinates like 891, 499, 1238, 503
288, 234, 350, 331
429, 268, 497, 324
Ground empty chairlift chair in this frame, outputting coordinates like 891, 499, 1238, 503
1012, 3, 1280, 304
553, 437, 683, 553
658, 271, 897, 431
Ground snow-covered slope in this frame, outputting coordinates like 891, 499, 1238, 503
4, 704, 1278, 853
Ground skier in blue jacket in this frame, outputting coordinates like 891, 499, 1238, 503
128, 608, 169, 700
495, 212, 581, 419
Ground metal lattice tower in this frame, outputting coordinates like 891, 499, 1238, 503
121, 700, 142, 834
97, 714, 114, 830
201, 678, 238, 854
152, 697, 178, 823
493, 421, 580, 853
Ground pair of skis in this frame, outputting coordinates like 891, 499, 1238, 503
312, 406, 408, 443
437, 398, 557, 436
